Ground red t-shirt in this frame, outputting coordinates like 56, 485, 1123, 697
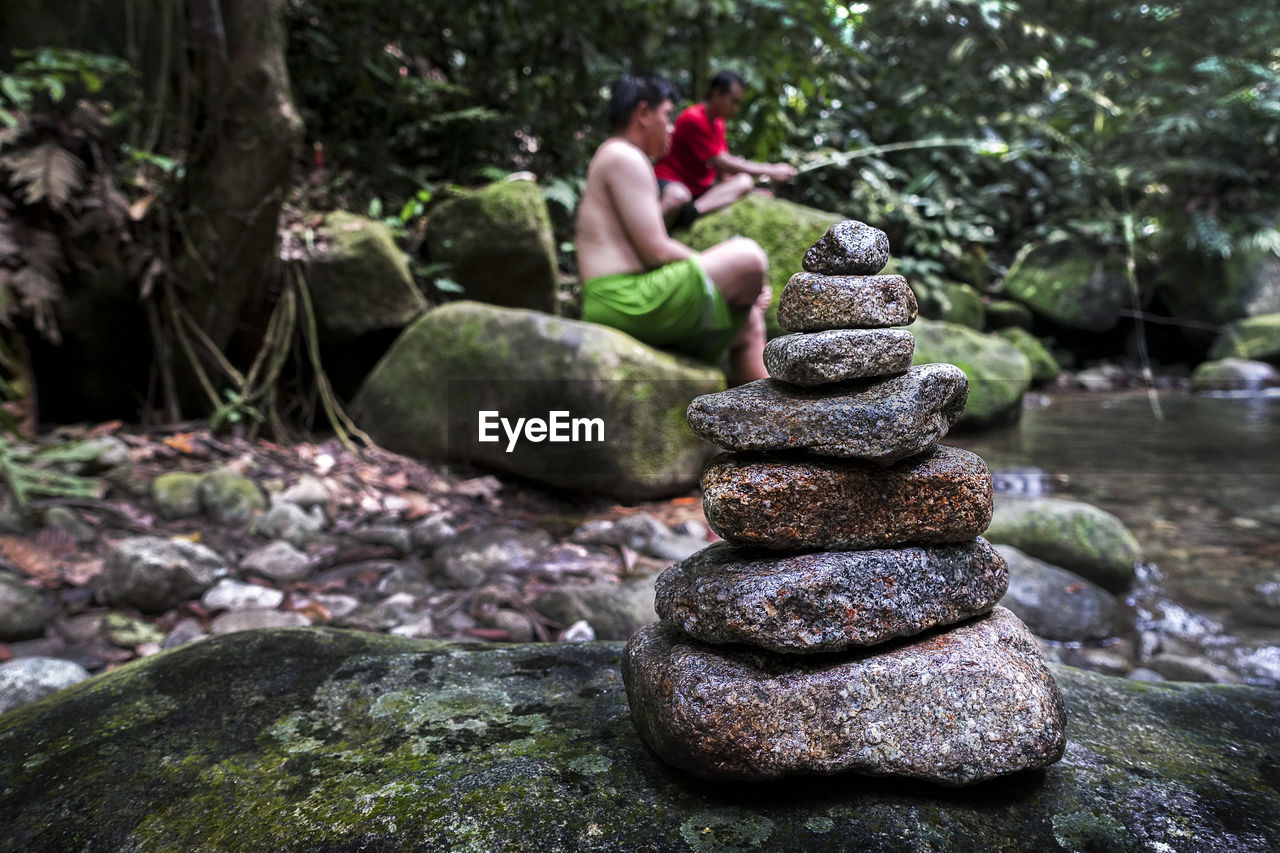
654, 102, 727, 199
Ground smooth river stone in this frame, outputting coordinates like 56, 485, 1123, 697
802, 220, 890, 275
764, 328, 915, 387
701, 445, 993, 550
655, 539, 1008, 653
778, 273, 917, 331
686, 364, 967, 463
622, 606, 1067, 784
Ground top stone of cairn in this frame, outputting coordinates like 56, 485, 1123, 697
802, 220, 890, 276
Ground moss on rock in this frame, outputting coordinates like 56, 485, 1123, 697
985, 497, 1141, 589
683, 196, 841, 337
1000, 243, 1128, 332
349, 301, 724, 500
915, 280, 986, 329
909, 318, 1031, 426
995, 326, 1061, 384
1, 628, 1277, 851
1208, 313, 1280, 362
151, 472, 204, 520
308, 211, 425, 343
426, 180, 559, 314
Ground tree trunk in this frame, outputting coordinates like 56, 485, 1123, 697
176, 0, 302, 353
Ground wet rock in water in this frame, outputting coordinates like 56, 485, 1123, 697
763, 328, 915, 387
1146, 654, 1243, 685
0, 572, 51, 641
655, 539, 1008, 653
623, 608, 1066, 784
0, 656, 89, 713
802, 220, 891, 276
985, 497, 1141, 590
996, 545, 1118, 642
686, 364, 968, 464
241, 541, 312, 584
99, 537, 229, 614
1191, 357, 1280, 393
701, 446, 992, 550
778, 273, 918, 331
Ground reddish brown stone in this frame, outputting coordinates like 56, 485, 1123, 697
622, 607, 1068, 784
701, 445, 993, 550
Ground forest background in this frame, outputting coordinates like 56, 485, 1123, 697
0, 0, 1278, 428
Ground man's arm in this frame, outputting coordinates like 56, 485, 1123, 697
707, 151, 797, 182
603, 145, 694, 268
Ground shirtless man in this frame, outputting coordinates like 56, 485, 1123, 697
575, 72, 771, 384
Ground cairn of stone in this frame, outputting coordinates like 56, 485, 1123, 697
622, 220, 1067, 786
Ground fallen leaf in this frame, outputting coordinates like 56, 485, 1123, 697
172, 531, 201, 543
384, 471, 408, 490
85, 421, 122, 437
399, 490, 437, 520
0, 535, 61, 582
0, 644, 11, 662
292, 600, 332, 622
1064, 583, 1087, 594
162, 433, 197, 453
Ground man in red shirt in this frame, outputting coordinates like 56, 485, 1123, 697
655, 71, 798, 229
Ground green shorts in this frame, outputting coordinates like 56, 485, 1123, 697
581, 259, 748, 363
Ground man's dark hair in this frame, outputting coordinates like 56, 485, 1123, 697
708, 70, 745, 98
608, 72, 677, 131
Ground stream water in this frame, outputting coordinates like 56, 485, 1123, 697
945, 388, 1280, 689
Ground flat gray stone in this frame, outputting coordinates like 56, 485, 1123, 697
778, 272, 918, 331
996, 545, 1118, 642
802, 220, 891, 275
687, 364, 968, 463
655, 539, 1008, 653
623, 607, 1067, 784
764, 328, 915, 387
0, 656, 90, 714
702, 445, 993, 550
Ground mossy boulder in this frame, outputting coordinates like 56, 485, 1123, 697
307, 211, 426, 343
150, 472, 204, 519
196, 468, 267, 527
1158, 241, 1280, 327
426, 179, 559, 314
1000, 243, 1129, 332
909, 318, 1032, 426
985, 298, 1034, 330
995, 326, 1061, 384
2, 628, 1277, 851
1208, 313, 1280, 362
1191, 358, 1280, 392
350, 301, 724, 500
683, 195, 841, 337
985, 497, 1142, 590
914, 280, 986, 329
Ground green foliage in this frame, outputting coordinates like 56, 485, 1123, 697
0, 47, 133, 125
0, 434, 103, 506
209, 389, 265, 432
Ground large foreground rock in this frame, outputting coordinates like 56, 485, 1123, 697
655, 538, 1008, 653
702, 445, 993, 550
683, 195, 840, 336
625, 608, 1065, 784
1, 628, 1277, 850
687, 364, 968, 463
351, 301, 724, 500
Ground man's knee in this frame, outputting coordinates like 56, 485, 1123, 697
728, 172, 754, 194
661, 181, 692, 209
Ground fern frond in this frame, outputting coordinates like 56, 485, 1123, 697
10, 265, 63, 344
0, 142, 84, 210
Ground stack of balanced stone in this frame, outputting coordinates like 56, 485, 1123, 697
622, 220, 1067, 785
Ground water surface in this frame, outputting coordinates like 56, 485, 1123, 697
946, 389, 1280, 687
